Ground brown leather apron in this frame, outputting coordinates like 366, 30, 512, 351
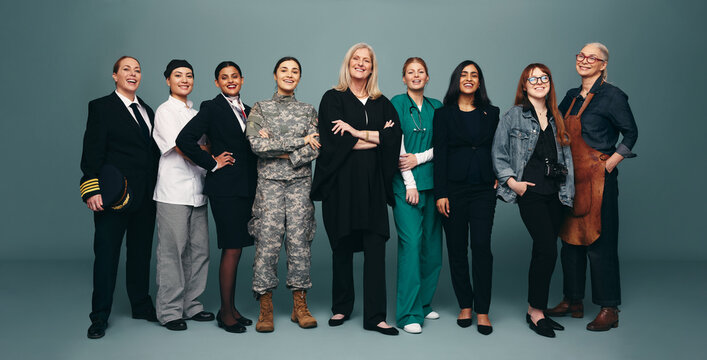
559, 92, 610, 245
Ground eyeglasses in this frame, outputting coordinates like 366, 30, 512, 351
527, 75, 549, 85
576, 53, 605, 64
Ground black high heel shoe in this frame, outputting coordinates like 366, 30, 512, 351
235, 315, 253, 326
216, 311, 246, 333
527, 313, 564, 331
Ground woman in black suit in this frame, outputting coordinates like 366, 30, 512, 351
433, 60, 499, 335
80, 56, 160, 339
176, 61, 257, 334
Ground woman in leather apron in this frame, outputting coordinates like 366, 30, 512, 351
545, 43, 638, 331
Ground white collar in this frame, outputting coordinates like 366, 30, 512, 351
222, 93, 243, 108
115, 90, 139, 108
167, 95, 193, 109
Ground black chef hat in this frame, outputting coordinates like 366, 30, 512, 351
164, 59, 193, 79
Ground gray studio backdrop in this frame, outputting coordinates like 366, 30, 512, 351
1, 0, 705, 264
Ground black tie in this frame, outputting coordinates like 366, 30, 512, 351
129, 103, 150, 141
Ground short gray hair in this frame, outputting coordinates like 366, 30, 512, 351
585, 42, 609, 81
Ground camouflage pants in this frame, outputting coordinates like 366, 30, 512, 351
249, 176, 316, 295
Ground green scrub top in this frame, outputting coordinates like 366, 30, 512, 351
390, 93, 443, 194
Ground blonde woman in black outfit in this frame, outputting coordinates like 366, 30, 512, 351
311, 43, 402, 336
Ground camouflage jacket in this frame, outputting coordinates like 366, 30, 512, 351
246, 93, 319, 180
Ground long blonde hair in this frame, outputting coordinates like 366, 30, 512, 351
333, 43, 382, 100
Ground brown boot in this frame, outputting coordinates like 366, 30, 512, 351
586, 307, 619, 331
256, 292, 274, 333
291, 290, 317, 329
546, 298, 584, 318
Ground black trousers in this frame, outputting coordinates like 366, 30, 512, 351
561, 169, 621, 307
517, 191, 563, 310
90, 196, 156, 323
331, 231, 387, 327
442, 186, 496, 314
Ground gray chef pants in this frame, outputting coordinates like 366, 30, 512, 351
155, 202, 209, 324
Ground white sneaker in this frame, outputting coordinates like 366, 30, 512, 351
425, 311, 440, 320
403, 323, 422, 334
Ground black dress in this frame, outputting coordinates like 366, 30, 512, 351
176, 94, 257, 249
311, 88, 401, 327
311, 88, 402, 251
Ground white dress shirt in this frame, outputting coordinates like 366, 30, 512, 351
115, 90, 152, 132
152, 96, 207, 206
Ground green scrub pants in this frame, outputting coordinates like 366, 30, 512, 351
393, 189, 443, 327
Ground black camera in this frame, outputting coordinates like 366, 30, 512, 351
544, 158, 568, 179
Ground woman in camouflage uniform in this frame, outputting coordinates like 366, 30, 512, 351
245, 57, 320, 333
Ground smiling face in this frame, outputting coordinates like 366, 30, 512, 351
524, 67, 550, 101
215, 66, 243, 97
167, 67, 194, 102
403, 61, 429, 91
576, 44, 607, 79
349, 47, 372, 81
274, 60, 300, 95
458, 64, 479, 95
112, 57, 141, 99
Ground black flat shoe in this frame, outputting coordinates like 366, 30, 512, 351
165, 319, 187, 331
529, 318, 555, 338
456, 318, 472, 328
87, 320, 107, 339
477, 324, 493, 335
328, 314, 350, 327
542, 314, 564, 330
527, 313, 564, 331
189, 311, 214, 322
364, 324, 399, 336
132, 309, 158, 322
216, 311, 246, 333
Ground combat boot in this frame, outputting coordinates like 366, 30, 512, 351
256, 292, 274, 332
291, 290, 317, 328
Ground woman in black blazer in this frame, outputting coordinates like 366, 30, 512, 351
176, 61, 257, 334
433, 60, 499, 335
80, 56, 160, 339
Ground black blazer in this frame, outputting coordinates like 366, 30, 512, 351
433, 104, 500, 200
79, 92, 159, 210
176, 94, 257, 198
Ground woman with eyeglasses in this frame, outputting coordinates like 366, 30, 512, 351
545, 43, 638, 332
492, 63, 574, 338
433, 60, 499, 335
390, 57, 443, 334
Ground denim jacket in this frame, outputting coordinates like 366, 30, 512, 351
492, 105, 574, 206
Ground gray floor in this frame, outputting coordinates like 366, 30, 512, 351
1, 259, 704, 360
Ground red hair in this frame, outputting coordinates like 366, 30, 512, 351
514, 63, 570, 146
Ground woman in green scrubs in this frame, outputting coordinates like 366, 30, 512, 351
390, 57, 444, 334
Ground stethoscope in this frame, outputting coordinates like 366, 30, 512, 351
407, 94, 433, 132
